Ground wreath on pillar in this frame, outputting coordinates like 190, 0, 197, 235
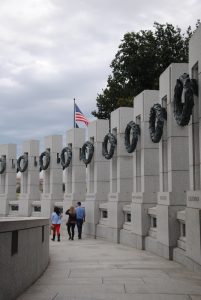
39, 150, 50, 171
102, 133, 117, 160
149, 103, 167, 143
0, 155, 6, 174
17, 153, 28, 172
60, 147, 72, 169
124, 121, 140, 153
174, 73, 197, 126
81, 141, 94, 165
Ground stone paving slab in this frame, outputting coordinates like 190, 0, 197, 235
17, 236, 201, 300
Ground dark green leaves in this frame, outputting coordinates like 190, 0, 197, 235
92, 21, 198, 119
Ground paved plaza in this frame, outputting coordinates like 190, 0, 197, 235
17, 232, 201, 300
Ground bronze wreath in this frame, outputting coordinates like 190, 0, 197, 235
60, 147, 72, 169
174, 73, 196, 126
149, 103, 167, 143
102, 133, 117, 160
17, 153, 28, 172
81, 141, 94, 165
124, 121, 140, 153
39, 150, 50, 170
0, 155, 6, 174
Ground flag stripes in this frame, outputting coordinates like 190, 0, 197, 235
75, 103, 89, 126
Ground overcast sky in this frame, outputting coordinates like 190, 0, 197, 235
0, 0, 200, 152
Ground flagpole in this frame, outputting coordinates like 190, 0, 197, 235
73, 98, 76, 128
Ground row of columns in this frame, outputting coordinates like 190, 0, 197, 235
0, 24, 201, 271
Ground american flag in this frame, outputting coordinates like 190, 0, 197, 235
75, 103, 89, 126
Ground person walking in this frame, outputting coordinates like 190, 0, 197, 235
75, 202, 85, 239
65, 206, 76, 240
51, 206, 62, 242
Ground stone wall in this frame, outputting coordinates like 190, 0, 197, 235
0, 217, 49, 300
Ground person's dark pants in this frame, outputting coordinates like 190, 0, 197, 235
67, 223, 75, 240
77, 219, 83, 239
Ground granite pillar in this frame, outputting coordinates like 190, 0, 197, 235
18, 140, 40, 216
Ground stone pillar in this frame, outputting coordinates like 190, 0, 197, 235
18, 140, 40, 216
63, 128, 86, 211
84, 119, 110, 237
130, 90, 159, 249
156, 63, 189, 259
107, 107, 133, 243
0, 144, 16, 216
186, 24, 201, 267
41, 135, 63, 217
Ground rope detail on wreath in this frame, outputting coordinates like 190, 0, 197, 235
149, 103, 167, 143
39, 150, 50, 171
102, 133, 117, 160
81, 141, 94, 165
17, 153, 28, 172
60, 147, 72, 169
124, 121, 140, 153
174, 73, 196, 126
0, 155, 6, 174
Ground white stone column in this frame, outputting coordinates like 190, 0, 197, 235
128, 90, 159, 249
63, 128, 86, 210
155, 63, 189, 259
84, 119, 110, 237
186, 24, 201, 267
41, 135, 63, 217
0, 144, 16, 216
106, 107, 134, 243
18, 140, 40, 216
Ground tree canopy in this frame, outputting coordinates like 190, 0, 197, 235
92, 21, 200, 119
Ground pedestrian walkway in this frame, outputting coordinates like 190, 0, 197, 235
17, 234, 201, 300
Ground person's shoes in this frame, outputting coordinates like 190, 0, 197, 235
69, 236, 71, 240
58, 234, 60, 242
51, 235, 55, 241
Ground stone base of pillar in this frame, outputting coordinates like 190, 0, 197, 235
0, 192, 17, 216
41, 193, 62, 217
108, 192, 131, 228
83, 223, 96, 238
120, 230, 145, 249
84, 193, 108, 237
131, 201, 156, 237
63, 193, 85, 211
18, 194, 33, 216
145, 236, 174, 259
146, 203, 185, 260
158, 191, 186, 206
95, 192, 131, 243
185, 206, 201, 264
185, 192, 201, 266
96, 224, 120, 243
187, 190, 201, 208
157, 204, 185, 253
41, 200, 54, 218
0, 194, 9, 216
173, 247, 201, 273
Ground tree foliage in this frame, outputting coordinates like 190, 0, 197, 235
92, 21, 200, 119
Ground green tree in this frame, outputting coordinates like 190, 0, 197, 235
92, 22, 197, 119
